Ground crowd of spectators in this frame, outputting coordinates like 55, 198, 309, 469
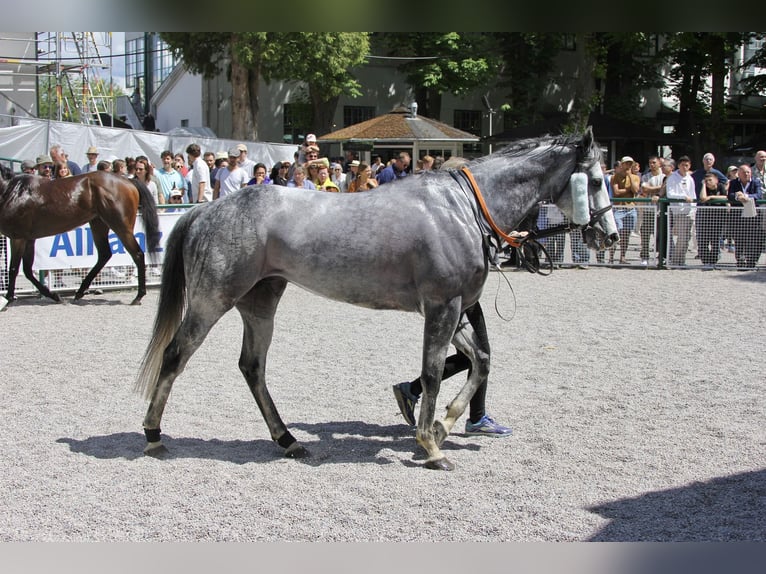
14, 142, 766, 270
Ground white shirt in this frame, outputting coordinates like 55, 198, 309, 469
665, 170, 696, 214
190, 156, 212, 202
217, 165, 248, 198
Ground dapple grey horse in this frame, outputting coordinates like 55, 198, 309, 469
135, 127, 618, 470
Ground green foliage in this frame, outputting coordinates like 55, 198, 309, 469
374, 33, 499, 96
38, 74, 125, 123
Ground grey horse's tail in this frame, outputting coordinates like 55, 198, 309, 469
134, 208, 195, 400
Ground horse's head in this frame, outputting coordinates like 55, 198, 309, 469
553, 126, 619, 250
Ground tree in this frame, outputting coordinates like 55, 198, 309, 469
160, 33, 261, 140
661, 32, 756, 158
491, 33, 562, 127
262, 33, 369, 136
373, 33, 501, 120
159, 32, 369, 140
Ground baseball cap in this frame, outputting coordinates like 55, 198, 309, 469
21, 159, 35, 170
236, 143, 248, 152
620, 156, 634, 164
306, 133, 317, 143
228, 147, 241, 158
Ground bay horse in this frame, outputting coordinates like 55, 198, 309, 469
0, 170, 161, 306
135, 127, 619, 470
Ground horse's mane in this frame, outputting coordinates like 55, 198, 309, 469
469, 132, 596, 167
0, 173, 39, 199
0, 163, 13, 185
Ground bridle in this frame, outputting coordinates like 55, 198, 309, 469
457, 165, 613, 275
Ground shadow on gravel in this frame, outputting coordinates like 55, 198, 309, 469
587, 468, 766, 542
56, 420, 481, 467
3, 294, 125, 307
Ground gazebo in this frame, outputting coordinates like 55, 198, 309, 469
318, 105, 480, 164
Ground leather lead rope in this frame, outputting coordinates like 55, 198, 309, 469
460, 166, 523, 247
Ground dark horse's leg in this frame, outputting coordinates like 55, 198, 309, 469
73, 219, 112, 301
74, 218, 148, 304
235, 277, 307, 457
416, 297, 462, 470
7, 238, 61, 303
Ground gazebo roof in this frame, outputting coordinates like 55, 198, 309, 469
318, 106, 480, 143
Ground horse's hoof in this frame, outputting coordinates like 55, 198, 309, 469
433, 420, 448, 446
284, 443, 309, 458
130, 298, 143, 306
143, 442, 169, 458
425, 457, 455, 471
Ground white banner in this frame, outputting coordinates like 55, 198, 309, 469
32, 210, 184, 271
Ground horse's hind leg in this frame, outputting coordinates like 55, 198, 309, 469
440, 302, 491, 439
235, 278, 307, 458
111, 220, 147, 305
74, 219, 112, 301
142, 299, 233, 456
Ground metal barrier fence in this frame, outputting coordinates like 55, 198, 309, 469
2, 200, 765, 297
0, 204, 193, 297
499, 198, 765, 271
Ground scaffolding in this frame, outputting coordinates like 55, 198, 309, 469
35, 32, 114, 126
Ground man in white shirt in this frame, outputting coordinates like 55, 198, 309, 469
81, 146, 100, 173
236, 143, 256, 179
664, 155, 696, 266
214, 149, 249, 199
186, 143, 212, 202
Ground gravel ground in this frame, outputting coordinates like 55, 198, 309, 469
0, 267, 764, 542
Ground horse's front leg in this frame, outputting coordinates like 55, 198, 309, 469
417, 298, 462, 471
18, 239, 61, 302
3, 237, 25, 302
442, 302, 491, 438
236, 279, 306, 458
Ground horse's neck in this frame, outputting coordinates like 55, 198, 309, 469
472, 155, 573, 231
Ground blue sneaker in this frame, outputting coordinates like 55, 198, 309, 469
392, 382, 419, 426
464, 414, 512, 437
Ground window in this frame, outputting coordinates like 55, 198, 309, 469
151, 36, 179, 92
743, 36, 766, 78
453, 109, 482, 136
284, 102, 312, 144
125, 37, 144, 90
343, 105, 375, 127
562, 34, 576, 51
636, 34, 660, 58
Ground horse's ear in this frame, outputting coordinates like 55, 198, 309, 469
583, 125, 594, 147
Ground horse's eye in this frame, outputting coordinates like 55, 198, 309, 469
591, 178, 602, 187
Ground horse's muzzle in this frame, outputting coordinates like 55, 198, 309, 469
604, 232, 619, 247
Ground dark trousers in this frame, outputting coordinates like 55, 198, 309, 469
732, 212, 765, 268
